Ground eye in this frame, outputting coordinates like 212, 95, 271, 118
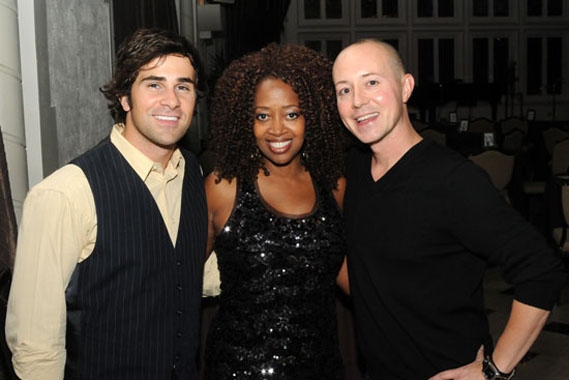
255, 113, 269, 121
337, 87, 350, 96
368, 79, 379, 86
177, 84, 193, 92
148, 83, 162, 89
286, 111, 300, 120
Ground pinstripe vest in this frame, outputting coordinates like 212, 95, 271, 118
65, 140, 207, 380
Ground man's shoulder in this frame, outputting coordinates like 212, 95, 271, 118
29, 164, 89, 198
416, 139, 470, 172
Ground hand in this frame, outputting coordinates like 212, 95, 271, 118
428, 345, 485, 380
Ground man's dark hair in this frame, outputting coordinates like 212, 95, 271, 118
100, 28, 206, 123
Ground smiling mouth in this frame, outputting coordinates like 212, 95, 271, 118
356, 112, 379, 123
155, 115, 179, 121
268, 140, 292, 149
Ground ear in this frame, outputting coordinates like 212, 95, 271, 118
119, 95, 131, 112
401, 73, 415, 104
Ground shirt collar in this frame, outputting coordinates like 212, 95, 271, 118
110, 123, 184, 181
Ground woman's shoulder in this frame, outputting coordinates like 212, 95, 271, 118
205, 172, 238, 205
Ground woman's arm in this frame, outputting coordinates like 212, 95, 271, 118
332, 177, 350, 294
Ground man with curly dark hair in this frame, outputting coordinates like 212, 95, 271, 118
6, 28, 208, 379
203, 43, 350, 379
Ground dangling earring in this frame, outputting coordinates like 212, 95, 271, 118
252, 148, 270, 176
250, 147, 261, 160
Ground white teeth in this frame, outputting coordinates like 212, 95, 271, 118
155, 115, 178, 121
269, 141, 291, 149
357, 113, 379, 122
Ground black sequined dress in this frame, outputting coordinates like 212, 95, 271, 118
205, 177, 345, 379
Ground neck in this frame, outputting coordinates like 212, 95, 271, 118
369, 119, 422, 181
262, 158, 306, 179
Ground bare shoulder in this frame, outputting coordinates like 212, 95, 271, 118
204, 172, 237, 203
204, 172, 237, 232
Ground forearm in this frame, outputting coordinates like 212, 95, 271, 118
491, 300, 550, 373
7, 252, 68, 380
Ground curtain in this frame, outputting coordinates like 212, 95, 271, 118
112, 0, 179, 52
224, 0, 292, 61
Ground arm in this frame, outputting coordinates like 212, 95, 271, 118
201, 174, 236, 298
332, 177, 350, 294
336, 257, 350, 295
6, 166, 93, 380
492, 300, 549, 373
430, 164, 564, 380
204, 172, 237, 257
429, 300, 550, 380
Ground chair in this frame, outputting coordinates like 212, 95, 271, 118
413, 120, 430, 132
469, 149, 515, 203
551, 139, 569, 176
468, 118, 496, 134
501, 129, 525, 155
499, 118, 528, 136
552, 182, 569, 252
420, 128, 447, 146
522, 131, 569, 197
543, 127, 569, 157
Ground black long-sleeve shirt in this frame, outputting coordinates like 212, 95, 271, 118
345, 139, 567, 380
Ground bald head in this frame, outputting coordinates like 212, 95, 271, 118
334, 39, 406, 81
331, 38, 416, 149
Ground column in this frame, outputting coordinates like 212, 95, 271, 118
0, 0, 28, 222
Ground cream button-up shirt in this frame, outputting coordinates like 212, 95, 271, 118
6, 124, 185, 380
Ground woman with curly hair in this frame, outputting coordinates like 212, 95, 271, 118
203, 43, 349, 379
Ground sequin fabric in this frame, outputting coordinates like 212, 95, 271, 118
205, 178, 346, 380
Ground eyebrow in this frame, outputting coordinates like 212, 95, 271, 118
140, 75, 196, 85
334, 72, 381, 86
254, 104, 300, 109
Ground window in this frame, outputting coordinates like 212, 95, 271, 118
494, 0, 509, 16
354, 32, 408, 66
299, 0, 348, 25
356, 0, 405, 24
413, 0, 462, 23
472, 37, 509, 86
416, 37, 456, 85
473, 38, 489, 83
300, 33, 349, 60
417, 0, 454, 17
527, 0, 562, 17
471, 0, 514, 19
304, 0, 342, 18
473, 0, 489, 16
360, 0, 398, 18
526, 36, 563, 95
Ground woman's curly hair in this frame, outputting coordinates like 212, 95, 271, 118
209, 43, 345, 191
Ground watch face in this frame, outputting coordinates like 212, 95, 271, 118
483, 363, 496, 378
483, 358, 514, 380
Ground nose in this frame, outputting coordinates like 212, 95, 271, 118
352, 86, 367, 109
268, 115, 285, 135
161, 88, 181, 108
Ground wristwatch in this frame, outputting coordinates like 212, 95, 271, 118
482, 356, 516, 380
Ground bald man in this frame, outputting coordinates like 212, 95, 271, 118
333, 39, 567, 380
